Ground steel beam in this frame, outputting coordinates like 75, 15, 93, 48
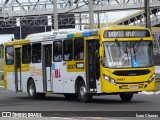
1, 0, 160, 17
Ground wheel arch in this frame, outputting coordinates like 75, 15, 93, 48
27, 77, 34, 92
75, 76, 85, 93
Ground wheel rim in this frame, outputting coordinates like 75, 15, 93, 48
29, 83, 35, 96
80, 86, 86, 98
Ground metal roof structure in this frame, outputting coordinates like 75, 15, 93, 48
114, 8, 160, 27
0, 0, 160, 17
0, 0, 159, 28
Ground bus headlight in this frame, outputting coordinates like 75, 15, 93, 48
148, 74, 155, 84
103, 74, 116, 85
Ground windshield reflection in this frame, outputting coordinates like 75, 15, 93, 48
102, 41, 153, 68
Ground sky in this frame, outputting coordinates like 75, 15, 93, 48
0, 34, 14, 44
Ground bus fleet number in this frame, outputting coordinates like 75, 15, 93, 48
67, 65, 75, 69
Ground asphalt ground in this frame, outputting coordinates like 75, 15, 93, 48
0, 87, 160, 119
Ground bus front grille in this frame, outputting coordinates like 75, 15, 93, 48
113, 70, 150, 76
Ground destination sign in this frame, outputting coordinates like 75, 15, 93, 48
104, 30, 150, 38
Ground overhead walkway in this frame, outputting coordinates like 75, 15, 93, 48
114, 8, 160, 27
0, 0, 160, 17
0, 0, 159, 28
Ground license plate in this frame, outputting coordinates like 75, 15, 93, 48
130, 85, 138, 89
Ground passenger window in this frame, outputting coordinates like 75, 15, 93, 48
22, 44, 31, 64
74, 38, 84, 60
32, 43, 41, 63
63, 40, 73, 61
53, 41, 62, 62
6, 46, 14, 65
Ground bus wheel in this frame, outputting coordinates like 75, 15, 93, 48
78, 82, 92, 103
27, 80, 45, 99
119, 93, 133, 102
64, 93, 78, 100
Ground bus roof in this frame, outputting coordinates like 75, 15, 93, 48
4, 26, 149, 45
25, 29, 79, 40
101, 25, 146, 30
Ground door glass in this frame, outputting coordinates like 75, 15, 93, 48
45, 45, 52, 67
16, 49, 21, 68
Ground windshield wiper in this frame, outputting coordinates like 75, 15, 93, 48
115, 39, 126, 52
115, 39, 130, 65
132, 39, 143, 61
133, 39, 143, 53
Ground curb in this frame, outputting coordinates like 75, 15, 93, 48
138, 91, 160, 95
0, 85, 4, 88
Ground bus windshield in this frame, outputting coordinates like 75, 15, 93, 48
102, 41, 153, 68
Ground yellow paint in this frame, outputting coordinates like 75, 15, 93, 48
66, 61, 85, 72
3, 26, 155, 94
101, 66, 156, 93
3, 39, 30, 88
74, 32, 82, 38
45, 91, 54, 94
4, 40, 30, 46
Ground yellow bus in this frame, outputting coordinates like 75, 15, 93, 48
3, 26, 155, 102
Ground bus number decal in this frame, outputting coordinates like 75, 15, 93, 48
67, 64, 75, 69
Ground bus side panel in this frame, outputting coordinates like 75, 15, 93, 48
30, 63, 44, 92
6, 72, 16, 92
21, 72, 30, 92
64, 72, 86, 93
20, 64, 30, 92
63, 68, 76, 93
65, 60, 86, 93
52, 62, 64, 93
52, 62, 86, 93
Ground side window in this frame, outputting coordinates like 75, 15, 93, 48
32, 43, 41, 63
74, 38, 84, 60
22, 44, 31, 64
53, 41, 62, 62
5, 46, 14, 65
63, 40, 73, 61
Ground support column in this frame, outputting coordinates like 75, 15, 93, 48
89, 0, 94, 29
97, 12, 100, 28
53, 0, 58, 30
145, 0, 151, 30
79, 13, 82, 30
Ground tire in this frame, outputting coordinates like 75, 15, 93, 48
78, 81, 92, 103
120, 93, 133, 102
27, 80, 45, 99
64, 93, 78, 100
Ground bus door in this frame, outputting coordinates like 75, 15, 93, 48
42, 44, 52, 92
86, 40, 100, 92
15, 48, 22, 92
